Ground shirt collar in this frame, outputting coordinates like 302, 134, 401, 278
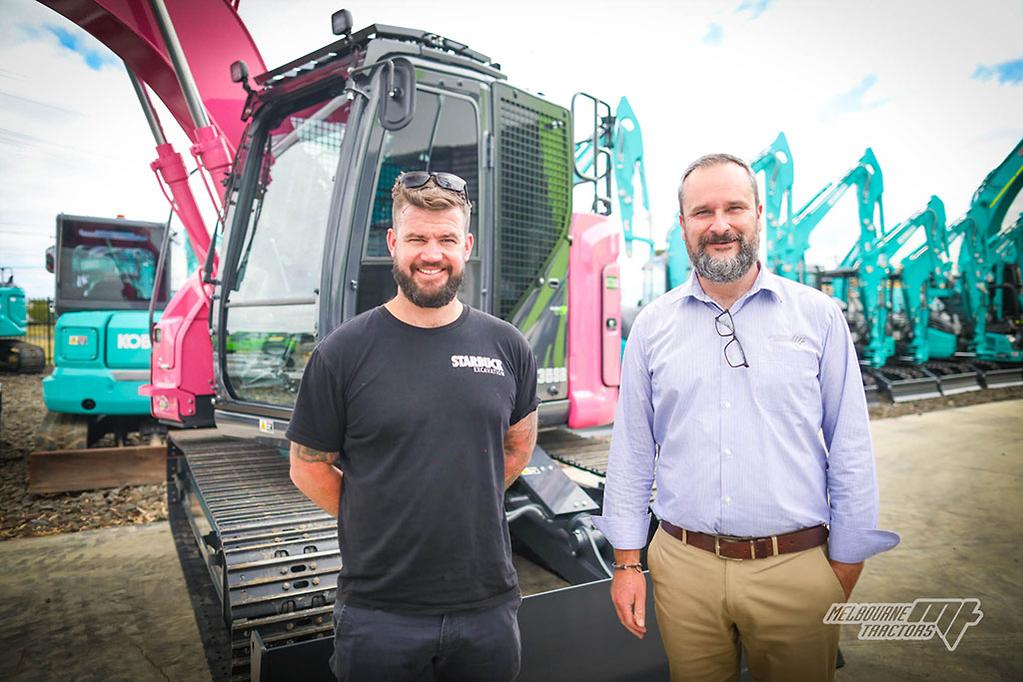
667, 262, 785, 306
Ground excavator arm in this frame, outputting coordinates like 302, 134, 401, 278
38, 0, 268, 425
777, 148, 884, 284
751, 132, 794, 276
39, 0, 263, 150
887, 197, 952, 364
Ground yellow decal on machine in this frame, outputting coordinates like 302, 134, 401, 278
258, 419, 274, 434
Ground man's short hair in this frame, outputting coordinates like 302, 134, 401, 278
391, 175, 472, 229
677, 153, 760, 215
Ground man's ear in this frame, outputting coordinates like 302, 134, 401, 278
386, 227, 397, 257
463, 231, 475, 260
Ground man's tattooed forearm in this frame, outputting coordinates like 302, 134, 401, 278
294, 444, 338, 463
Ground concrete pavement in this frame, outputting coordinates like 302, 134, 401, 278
0, 399, 1019, 681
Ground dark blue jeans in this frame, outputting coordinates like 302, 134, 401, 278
330, 598, 522, 682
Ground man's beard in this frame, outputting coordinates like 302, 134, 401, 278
687, 230, 759, 283
392, 261, 463, 308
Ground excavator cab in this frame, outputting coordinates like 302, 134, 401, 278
210, 25, 616, 440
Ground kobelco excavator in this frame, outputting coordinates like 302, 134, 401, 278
38, 1, 666, 680
0, 268, 46, 374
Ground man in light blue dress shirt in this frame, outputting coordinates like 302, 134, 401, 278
593, 153, 899, 681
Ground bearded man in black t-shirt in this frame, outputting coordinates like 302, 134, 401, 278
286, 171, 539, 682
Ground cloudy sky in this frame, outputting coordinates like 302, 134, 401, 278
1, 0, 1021, 298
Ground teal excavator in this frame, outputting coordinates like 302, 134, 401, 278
0, 268, 46, 373
890, 197, 958, 365
752, 135, 883, 287
953, 139, 1023, 368
991, 211, 1023, 321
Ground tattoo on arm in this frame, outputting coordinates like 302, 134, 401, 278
504, 411, 538, 488
292, 443, 338, 464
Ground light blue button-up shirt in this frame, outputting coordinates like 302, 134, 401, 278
593, 266, 900, 563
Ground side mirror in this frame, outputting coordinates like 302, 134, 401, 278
378, 58, 415, 131
45, 246, 55, 274
230, 60, 249, 84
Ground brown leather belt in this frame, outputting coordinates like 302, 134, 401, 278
660, 520, 828, 560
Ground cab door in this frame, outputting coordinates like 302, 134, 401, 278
340, 83, 484, 321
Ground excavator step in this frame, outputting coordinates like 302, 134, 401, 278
168, 432, 339, 682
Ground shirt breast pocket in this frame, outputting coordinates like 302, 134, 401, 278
752, 346, 820, 414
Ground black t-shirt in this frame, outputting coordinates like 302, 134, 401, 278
285, 304, 539, 613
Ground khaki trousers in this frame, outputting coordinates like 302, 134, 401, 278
647, 526, 843, 682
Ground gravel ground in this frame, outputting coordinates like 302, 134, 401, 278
1, 368, 1021, 542
0, 370, 166, 540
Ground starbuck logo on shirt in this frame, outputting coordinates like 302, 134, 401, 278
450, 354, 506, 376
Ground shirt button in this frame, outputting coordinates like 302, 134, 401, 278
724, 448, 732, 456
722, 401, 731, 409
724, 496, 732, 504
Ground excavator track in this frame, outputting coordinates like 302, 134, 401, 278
168, 432, 340, 681
0, 339, 45, 374
540, 430, 613, 477
921, 360, 983, 395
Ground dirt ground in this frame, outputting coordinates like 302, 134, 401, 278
0, 370, 166, 540
1, 368, 1022, 542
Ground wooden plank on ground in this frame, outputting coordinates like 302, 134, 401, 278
28, 445, 166, 494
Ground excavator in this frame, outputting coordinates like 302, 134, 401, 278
36, 213, 175, 449
751, 139, 888, 397
757, 133, 1022, 398
0, 268, 46, 373
750, 134, 884, 289
954, 139, 1023, 368
841, 197, 983, 401
38, 2, 665, 680
883, 141, 1023, 394
875, 198, 981, 398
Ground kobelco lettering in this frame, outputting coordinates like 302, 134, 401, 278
117, 333, 152, 350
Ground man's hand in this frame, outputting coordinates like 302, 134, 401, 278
610, 550, 647, 639
829, 559, 864, 601
503, 411, 538, 489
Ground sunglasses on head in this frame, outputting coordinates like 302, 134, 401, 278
397, 171, 469, 201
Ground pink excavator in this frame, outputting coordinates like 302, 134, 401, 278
38, 1, 665, 680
